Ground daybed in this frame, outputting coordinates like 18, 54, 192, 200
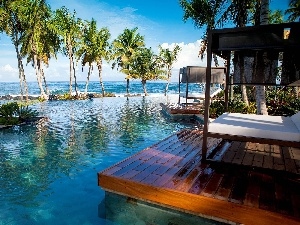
179, 87, 223, 101
207, 112, 300, 147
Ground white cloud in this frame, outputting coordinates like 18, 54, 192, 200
1, 64, 18, 73
0, 64, 19, 81
161, 40, 204, 82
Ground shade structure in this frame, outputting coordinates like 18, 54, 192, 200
180, 66, 225, 84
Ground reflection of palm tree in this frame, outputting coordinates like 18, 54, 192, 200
118, 97, 152, 148
79, 109, 109, 152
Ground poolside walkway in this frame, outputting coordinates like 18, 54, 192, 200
98, 129, 300, 225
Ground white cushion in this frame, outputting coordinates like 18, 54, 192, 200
208, 113, 300, 142
291, 111, 300, 132
180, 88, 222, 99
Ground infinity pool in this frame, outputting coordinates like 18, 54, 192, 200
0, 96, 197, 225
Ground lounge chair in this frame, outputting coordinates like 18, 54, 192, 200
179, 87, 223, 103
207, 112, 300, 147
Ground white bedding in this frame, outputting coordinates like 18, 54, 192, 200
208, 112, 300, 142
179, 93, 205, 98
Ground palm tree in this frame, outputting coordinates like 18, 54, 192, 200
180, 0, 225, 58
125, 47, 164, 96
286, 0, 300, 21
158, 44, 181, 96
0, 0, 28, 100
78, 18, 110, 96
52, 7, 82, 97
111, 27, 145, 95
19, 0, 58, 100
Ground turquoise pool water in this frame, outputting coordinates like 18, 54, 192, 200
0, 96, 198, 225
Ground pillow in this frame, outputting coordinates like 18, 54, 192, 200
291, 111, 300, 132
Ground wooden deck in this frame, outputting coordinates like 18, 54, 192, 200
98, 129, 300, 225
208, 140, 300, 174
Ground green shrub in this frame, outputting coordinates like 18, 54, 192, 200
209, 99, 256, 118
0, 102, 19, 120
17, 105, 39, 122
0, 102, 39, 125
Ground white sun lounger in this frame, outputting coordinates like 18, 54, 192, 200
179, 88, 223, 100
207, 112, 300, 147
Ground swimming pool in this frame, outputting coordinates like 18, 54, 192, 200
0, 96, 198, 225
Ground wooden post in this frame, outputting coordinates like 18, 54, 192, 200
230, 75, 234, 101
185, 68, 189, 106
225, 53, 231, 111
202, 30, 213, 162
178, 69, 181, 104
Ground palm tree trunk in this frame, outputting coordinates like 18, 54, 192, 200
72, 59, 78, 97
255, 0, 269, 115
39, 62, 49, 95
22, 72, 29, 102
164, 69, 171, 96
126, 78, 130, 95
34, 55, 47, 100
239, 55, 249, 106
14, 38, 28, 101
85, 64, 92, 94
97, 60, 105, 96
142, 80, 148, 96
68, 38, 73, 96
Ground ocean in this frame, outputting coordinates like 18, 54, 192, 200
0, 80, 205, 97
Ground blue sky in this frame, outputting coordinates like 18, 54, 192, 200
0, 0, 290, 82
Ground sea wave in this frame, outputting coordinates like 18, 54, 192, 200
0, 81, 205, 96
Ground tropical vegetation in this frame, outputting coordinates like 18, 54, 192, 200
0, 101, 39, 125
209, 86, 300, 118
180, 0, 299, 116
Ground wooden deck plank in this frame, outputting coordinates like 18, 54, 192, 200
231, 147, 246, 165
242, 152, 255, 166
290, 181, 300, 218
222, 147, 236, 163
252, 153, 264, 168
259, 174, 275, 212
214, 173, 235, 201
274, 179, 293, 216
202, 172, 223, 197
263, 155, 274, 170
229, 171, 248, 204
175, 163, 207, 192
244, 171, 261, 208
188, 165, 215, 195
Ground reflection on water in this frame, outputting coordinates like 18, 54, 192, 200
0, 96, 197, 225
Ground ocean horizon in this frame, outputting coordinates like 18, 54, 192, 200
0, 80, 205, 97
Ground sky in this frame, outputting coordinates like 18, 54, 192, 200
0, 0, 290, 83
